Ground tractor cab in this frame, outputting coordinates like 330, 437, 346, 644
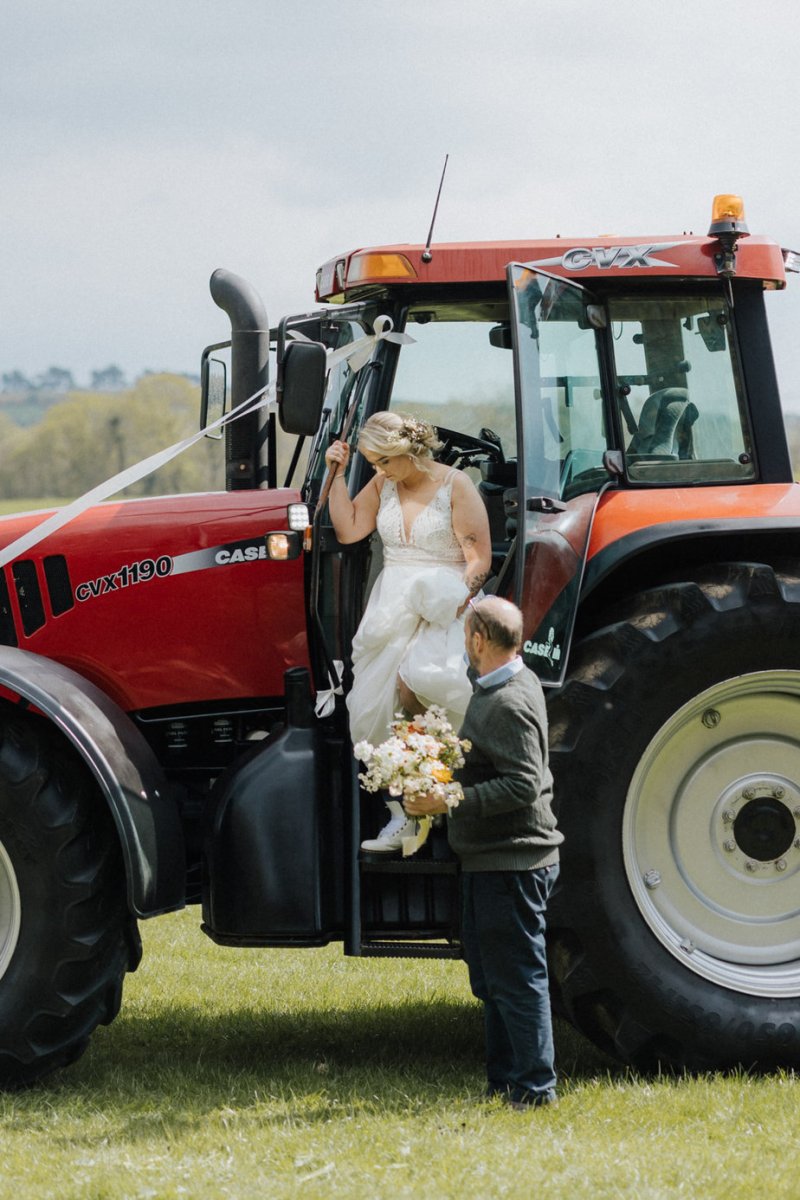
279, 197, 789, 696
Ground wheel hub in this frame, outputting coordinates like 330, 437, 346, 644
712, 778, 800, 876
623, 671, 800, 997
732, 794, 797, 862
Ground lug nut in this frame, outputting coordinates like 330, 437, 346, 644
723, 839, 736, 852
643, 870, 661, 890
776, 859, 788, 872
745, 860, 757, 872
722, 809, 736, 823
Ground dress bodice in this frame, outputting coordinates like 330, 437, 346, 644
377, 475, 466, 566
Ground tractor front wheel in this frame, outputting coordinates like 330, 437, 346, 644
547, 564, 800, 1071
0, 713, 135, 1087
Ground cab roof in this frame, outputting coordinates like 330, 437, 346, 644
316, 234, 788, 301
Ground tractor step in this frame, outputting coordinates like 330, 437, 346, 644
359, 939, 462, 959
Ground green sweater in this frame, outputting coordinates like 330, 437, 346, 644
448, 667, 562, 872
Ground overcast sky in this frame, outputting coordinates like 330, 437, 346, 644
4, 0, 800, 406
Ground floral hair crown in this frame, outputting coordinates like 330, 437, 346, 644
387, 417, 431, 447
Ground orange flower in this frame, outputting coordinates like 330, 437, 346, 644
430, 764, 452, 783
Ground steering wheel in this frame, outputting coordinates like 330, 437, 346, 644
434, 425, 504, 469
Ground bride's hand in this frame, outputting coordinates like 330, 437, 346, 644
324, 440, 350, 475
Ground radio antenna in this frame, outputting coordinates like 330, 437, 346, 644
421, 154, 449, 262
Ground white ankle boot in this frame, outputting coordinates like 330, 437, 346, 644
360, 800, 418, 854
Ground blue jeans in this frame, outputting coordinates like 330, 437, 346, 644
460, 866, 559, 1104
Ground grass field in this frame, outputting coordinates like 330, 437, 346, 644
0, 908, 795, 1199
0, 497, 67, 516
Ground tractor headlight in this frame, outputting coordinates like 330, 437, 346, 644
287, 503, 310, 531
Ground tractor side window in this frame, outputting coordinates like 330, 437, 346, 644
609, 296, 755, 484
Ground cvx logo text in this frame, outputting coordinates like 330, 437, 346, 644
530, 242, 680, 272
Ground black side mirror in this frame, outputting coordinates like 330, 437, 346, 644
278, 340, 327, 436
489, 323, 512, 349
200, 342, 230, 436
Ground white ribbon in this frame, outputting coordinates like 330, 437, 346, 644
291, 314, 414, 376
314, 659, 345, 718
0, 380, 276, 570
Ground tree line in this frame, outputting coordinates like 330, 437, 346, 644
2, 365, 131, 394
2, 373, 799, 505
0, 374, 223, 501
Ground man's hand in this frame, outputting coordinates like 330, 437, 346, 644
404, 792, 449, 816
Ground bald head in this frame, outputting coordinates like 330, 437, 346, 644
467, 596, 524, 652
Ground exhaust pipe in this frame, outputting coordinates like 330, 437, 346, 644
209, 269, 269, 490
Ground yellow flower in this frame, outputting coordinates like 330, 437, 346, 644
430, 764, 452, 783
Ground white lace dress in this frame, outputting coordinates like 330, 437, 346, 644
347, 472, 472, 747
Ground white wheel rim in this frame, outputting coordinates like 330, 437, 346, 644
0, 838, 21, 982
622, 671, 800, 997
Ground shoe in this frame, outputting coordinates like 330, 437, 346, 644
360, 800, 418, 854
506, 1091, 557, 1111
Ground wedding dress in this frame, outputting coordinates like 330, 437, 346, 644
347, 470, 472, 748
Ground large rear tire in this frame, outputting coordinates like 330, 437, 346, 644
0, 712, 136, 1087
548, 563, 800, 1071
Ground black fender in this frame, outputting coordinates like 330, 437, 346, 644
582, 517, 800, 620
0, 647, 185, 918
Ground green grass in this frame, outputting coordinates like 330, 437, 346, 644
0, 910, 796, 1199
0, 497, 68, 516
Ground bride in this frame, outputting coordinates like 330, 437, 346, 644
324, 411, 492, 853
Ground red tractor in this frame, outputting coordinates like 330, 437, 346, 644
0, 194, 798, 1084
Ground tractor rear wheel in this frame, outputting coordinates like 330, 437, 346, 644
0, 712, 135, 1087
547, 563, 800, 1071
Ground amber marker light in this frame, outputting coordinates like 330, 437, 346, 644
266, 534, 291, 560
709, 194, 749, 283
265, 532, 302, 560
346, 252, 418, 285
709, 194, 749, 237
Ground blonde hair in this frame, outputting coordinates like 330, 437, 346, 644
357, 411, 442, 464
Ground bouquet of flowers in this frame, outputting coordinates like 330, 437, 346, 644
354, 705, 471, 857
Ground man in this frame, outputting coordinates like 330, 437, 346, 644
405, 596, 563, 1109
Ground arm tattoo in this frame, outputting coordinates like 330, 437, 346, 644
465, 569, 490, 595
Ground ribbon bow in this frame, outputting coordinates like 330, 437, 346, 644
290, 315, 415, 377
314, 659, 345, 719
